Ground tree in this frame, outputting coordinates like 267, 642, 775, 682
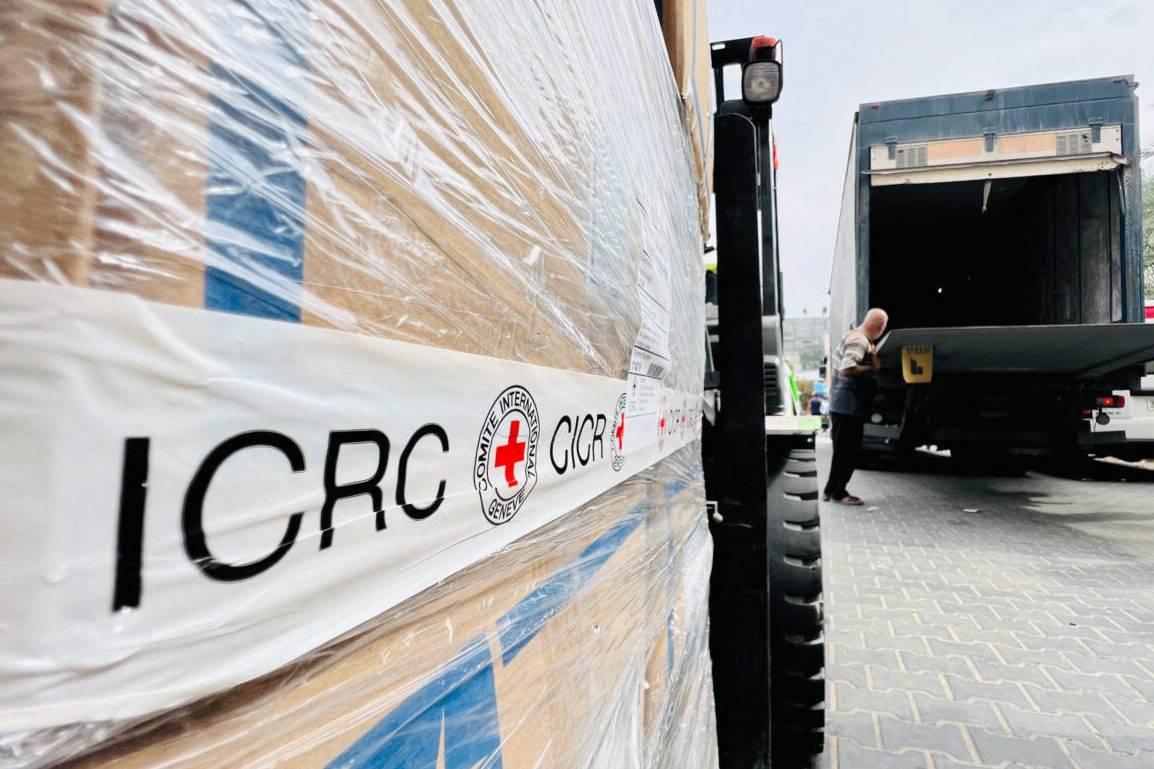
798, 342, 825, 372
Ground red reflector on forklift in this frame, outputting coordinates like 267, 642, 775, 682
1096, 395, 1125, 408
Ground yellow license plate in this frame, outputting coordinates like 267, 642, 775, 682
901, 346, 934, 384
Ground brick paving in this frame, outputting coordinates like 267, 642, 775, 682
819, 442, 1154, 769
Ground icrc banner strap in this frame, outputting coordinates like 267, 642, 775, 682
0, 280, 701, 730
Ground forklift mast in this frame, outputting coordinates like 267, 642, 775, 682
704, 36, 824, 769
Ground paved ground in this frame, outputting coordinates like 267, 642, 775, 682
819, 440, 1154, 769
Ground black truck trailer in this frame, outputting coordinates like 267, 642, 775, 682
829, 76, 1154, 459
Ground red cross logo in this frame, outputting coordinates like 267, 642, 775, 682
475, 386, 539, 524
494, 419, 526, 487
615, 412, 625, 450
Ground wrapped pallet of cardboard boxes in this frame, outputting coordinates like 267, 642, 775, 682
0, 0, 715, 766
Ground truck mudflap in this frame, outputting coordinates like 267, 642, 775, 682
878, 324, 1154, 378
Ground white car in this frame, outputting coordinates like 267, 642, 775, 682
1093, 304, 1154, 457
1094, 370, 1154, 458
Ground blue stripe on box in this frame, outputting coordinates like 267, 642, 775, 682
495, 504, 647, 667
326, 508, 648, 769
325, 471, 709, 768
493, 472, 695, 668
326, 637, 503, 769
204, 59, 307, 320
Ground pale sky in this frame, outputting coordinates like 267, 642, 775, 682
707, 0, 1154, 317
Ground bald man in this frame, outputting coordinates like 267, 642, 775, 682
824, 308, 888, 505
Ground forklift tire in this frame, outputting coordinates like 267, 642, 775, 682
768, 447, 825, 767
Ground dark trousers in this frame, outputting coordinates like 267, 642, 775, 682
824, 413, 864, 499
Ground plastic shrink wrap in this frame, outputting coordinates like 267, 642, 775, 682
0, 0, 714, 765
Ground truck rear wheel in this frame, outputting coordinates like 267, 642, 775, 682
769, 447, 825, 767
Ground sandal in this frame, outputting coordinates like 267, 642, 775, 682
833, 495, 863, 506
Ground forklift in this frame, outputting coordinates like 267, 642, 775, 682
703, 36, 825, 769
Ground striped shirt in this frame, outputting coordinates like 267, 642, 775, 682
833, 329, 870, 373
830, 329, 872, 416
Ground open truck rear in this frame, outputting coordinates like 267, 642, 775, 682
830, 76, 1154, 459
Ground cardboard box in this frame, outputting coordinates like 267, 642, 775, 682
2, 0, 689, 377
0, 0, 104, 287
661, 0, 714, 236
85, 15, 209, 309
